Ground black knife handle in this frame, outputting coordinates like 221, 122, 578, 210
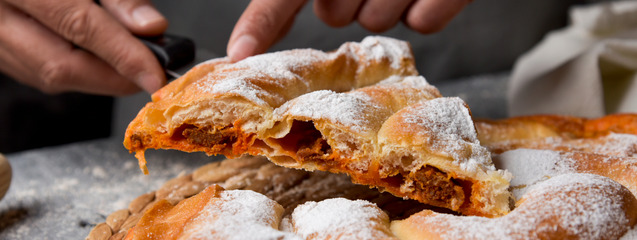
139, 34, 195, 71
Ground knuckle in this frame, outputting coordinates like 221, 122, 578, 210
56, 8, 96, 45
38, 60, 71, 92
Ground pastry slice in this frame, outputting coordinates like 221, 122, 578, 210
124, 36, 511, 217
125, 36, 418, 173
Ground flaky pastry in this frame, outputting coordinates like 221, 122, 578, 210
391, 173, 637, 240
475, 114, 637, 154
125, 185, 397, 240
124, 36, 511, 217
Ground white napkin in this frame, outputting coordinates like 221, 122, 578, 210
508, 0, 637, 117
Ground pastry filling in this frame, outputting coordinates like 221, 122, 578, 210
374, 164, 467, 211
269, 121, 339, 169
181, 125, 237, 148
275, 122, 468, 210
173, 124, 253, 156
174, 121, 467, 211
410, 166, 465, 211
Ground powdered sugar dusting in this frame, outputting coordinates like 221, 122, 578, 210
620, 226, 637, 240
291, 198, 394, 240
503, 133, 637, 158
574, 133, 637, 157
193, 36, 412, 108
275, 90, 381, 133
377, 75, 430, 89
235, 50, 324, 81
359, 36, 412, 69
402, 97, 493, 171
494, 149, 576, 199
197, 73, 279, 106
402, 173, 633, 240
404, 97, 477, 143
518, 174, 632, 238
181, 190, 300, 240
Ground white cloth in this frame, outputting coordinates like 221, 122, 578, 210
508, 0, 637, 117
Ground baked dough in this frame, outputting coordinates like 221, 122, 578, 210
113, 112, 637, 240
494, 149, 637, 200
475, 114, 637, 154
124, 185, 298, 240
391, 173, 637, 240
391, 114, 637, 239
124, 36, 511, 217
125, 185, 396, 240
287, 198, 396, 239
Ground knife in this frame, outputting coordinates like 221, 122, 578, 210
92, 0, 204, 79
138, 33, 219, 81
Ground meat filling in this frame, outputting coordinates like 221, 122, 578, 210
181, 125, 237, 149
293, 123, 336, 168
177, 122, 465, 211
297, 137, 332, 163
412, 166, 465, 211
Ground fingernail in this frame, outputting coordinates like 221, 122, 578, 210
228, 35, 258, 62
137, 72, 164, 93
132, 5, 164, 28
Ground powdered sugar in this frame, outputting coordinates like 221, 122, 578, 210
400, 173, 634, 240
620, 226, 637, 240
577, 133, 637, 157
518, 174, 632, 238
493, 149, 576, 199
194, 36, 412, 108
494, 147, 637, 200
234, 50, 324, 82
291, 198, 393, 240
181, 190, 300, 240
359, 36, 412, 69
274, 90, 381, 133
401, 97, 493, 172
403, 97, 477, 143
197, 71, 286, 107
504, 133, 637, 157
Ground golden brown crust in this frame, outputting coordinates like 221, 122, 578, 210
124, 185, 225, 240
391, 173, 637, 240
476, 114, 637, 154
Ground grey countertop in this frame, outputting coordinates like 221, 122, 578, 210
0, 73, 509, 239
0, 138, 224, 239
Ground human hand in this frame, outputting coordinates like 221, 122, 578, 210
227, 0, 472, 62
0, 0, 168, 95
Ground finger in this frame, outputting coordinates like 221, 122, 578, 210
5, 0, 165, 93
0, 3, 140, 95
227, 0, 308, 62
313, 0, 363, 27
100, 0, 167, 36
357, 0, 414, 32
405, 0, 471, 34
